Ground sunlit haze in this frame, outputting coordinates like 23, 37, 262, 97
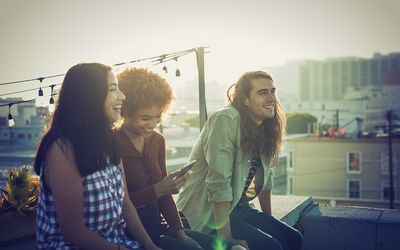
1, 0, 399, 105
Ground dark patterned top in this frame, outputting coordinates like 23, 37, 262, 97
36, 165, 141, 249
239, 156, 263, 203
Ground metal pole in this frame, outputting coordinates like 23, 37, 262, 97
387, 110, 394, 209
195, 47, 207, 131
336, 109, 339, 130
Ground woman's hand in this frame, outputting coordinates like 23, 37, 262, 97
154, 171, 187, 197
175, 229, 201, 248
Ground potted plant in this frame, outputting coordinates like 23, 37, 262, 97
0, 165, 39, 246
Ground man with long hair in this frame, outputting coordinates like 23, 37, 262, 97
177, 71, 302, 250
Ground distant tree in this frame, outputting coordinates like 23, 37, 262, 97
286, 112, 317, 134
184, 115, 200, 128
184, 112, 214, 128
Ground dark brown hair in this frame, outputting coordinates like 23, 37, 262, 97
227, 71, 286, 165
34, 63, 120, 176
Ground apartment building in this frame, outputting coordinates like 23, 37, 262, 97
286, 136, 400, 208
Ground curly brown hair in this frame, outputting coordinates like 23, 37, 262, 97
118, 68, 173, 117
227, 71, 286, 165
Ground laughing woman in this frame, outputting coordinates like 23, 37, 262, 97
34, 63, 159, 250
116, 68, 225, 250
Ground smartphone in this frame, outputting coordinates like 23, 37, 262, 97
176, 160, 196, 178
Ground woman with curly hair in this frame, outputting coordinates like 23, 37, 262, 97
115, 68, 225, 250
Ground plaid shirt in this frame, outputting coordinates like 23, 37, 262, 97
37, 165, 142, 249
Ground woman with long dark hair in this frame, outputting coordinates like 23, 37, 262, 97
34, 63, 159, 249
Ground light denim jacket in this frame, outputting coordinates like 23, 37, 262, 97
176, 106, 274, 232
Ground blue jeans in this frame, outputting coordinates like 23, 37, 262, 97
230, 205, 303, 250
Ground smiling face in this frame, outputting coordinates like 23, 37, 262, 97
124, 105, 163, 138
104, 71, 125, 123
244, 77, 276, 126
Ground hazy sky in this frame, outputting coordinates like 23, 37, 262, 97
1, 0, 399, 103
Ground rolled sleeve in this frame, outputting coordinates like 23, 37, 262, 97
204, 114, 237, 202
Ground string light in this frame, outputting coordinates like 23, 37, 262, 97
48, 103, 55, 113
0, 74, 64, 86
0, 47, 207, 110
162, 65, 168, 74
159, 54, 167, 63
49, 85, 55, 104
0, 83, 61, 97
8, 104, 15, 127
174, 57, 181, 77
38, 77, 44, 96
48, 85, 56, 112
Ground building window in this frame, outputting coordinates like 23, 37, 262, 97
347, 152, 361, 174
25, 120, 29, 125
381, 181, 396, 201
287, 151, 294, 171
17, 133, 25, 139
348, 179, 361, 199
28, 133, 32, 140
381, 152, 397, 175
288, 176, 294, 195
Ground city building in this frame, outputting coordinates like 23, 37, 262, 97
0, 98, 47, 147
286, 135, 400, 209
299, 52, 400, 101
281, 79, 400, 135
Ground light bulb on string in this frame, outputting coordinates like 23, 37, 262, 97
8, 104, 15, 127
162, 65, 168, 74
49, 85, 55, 104
174, 57, 181, 77
48, 103, 55, 113
48, 84, 55, 112
38, 77, 44, 96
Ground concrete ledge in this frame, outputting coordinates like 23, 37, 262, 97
298, 204, 400, 250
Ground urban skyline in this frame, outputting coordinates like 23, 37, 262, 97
1, 0, 400, 102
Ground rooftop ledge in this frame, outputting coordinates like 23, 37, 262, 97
1, 195, 400, 250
